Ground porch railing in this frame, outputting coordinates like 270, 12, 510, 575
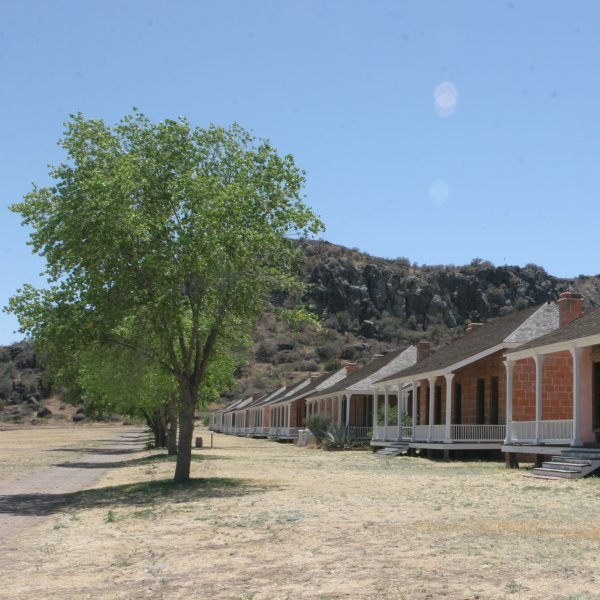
411, 424, 506, 442
510, 420, 573, 444
348, 426, 372, 439
373, 426, 413, 441
452, 424, 506, 441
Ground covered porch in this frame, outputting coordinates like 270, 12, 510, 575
505, 342, 599, 448
306, 393, 373, 440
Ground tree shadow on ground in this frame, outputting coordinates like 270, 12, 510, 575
53, 453, 226, 470
47, 447, 146, 455
0, 477, 271, 517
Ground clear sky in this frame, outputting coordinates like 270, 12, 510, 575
1, 1, 600, 343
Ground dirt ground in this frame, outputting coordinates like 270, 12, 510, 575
0, 426, 599, 600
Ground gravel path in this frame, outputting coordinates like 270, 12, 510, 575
0, 427, 149, 541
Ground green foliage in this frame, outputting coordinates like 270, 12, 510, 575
323, 425, 357, 449
377, 403, 398, 426
323, 359, 342, 372
305, 414, 330, 443
7, 110, 323, 481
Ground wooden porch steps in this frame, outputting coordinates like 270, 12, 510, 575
374, 442, 410, 458
531, 448, 600, 479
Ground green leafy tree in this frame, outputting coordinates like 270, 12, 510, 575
7, 111, 323, 481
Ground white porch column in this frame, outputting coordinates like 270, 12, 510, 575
427, 377, 436, 441
444, 374, 454, 443
504, 360, 514, 444
397, 385, 402, 440
384, 388, 389, 433
570, 346, 584, 447
338, 396, 343, 425
534, 354, 544, 444
345, 394, 351, 427
411, 381, 417, 440
287, 403, 291, 428
372, 394, 377, 431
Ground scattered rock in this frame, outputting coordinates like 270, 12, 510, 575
37, 406, 52, 418
25, 395, 40, 407
73, 413, 86, 422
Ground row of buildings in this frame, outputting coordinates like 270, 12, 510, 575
209, 292, 600, 475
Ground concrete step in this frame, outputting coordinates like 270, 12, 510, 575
541, 462, 583, 472
374, 445, 409, 458
551, 456, 592, 465
551, 456, 592, 467
561, 452, 600, 460
532, 467, 581, 479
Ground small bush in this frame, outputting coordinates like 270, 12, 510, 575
305, 414, 330, 444
323, 425, 358, 449
324, 359, 342, 372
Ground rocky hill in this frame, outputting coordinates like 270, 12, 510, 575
5, 240, 600, 408
231, 240, 600, 399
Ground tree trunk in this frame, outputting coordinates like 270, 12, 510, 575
167, 392, 178, 455
158, 406, 168, 448
174, 385, 195, 482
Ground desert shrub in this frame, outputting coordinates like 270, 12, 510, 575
255, 340, 277, 363
305, 414, 330, 443
317, 340, 342, 361
515, 297, 529, 310
323, 425, 357, 449
293, 360, 319, 372
324, 359, 342, 372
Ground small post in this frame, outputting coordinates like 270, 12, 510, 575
211, 434, 213, 448
195, 437, 203, 448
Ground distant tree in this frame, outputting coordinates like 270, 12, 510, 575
8, 111, 323, 481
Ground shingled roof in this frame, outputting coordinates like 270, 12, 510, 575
506, 306, 600, 356
375, 302, 559, 384
307, 346, 416, 399
268, 368, 348, 406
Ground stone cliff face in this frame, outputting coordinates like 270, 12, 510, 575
301, 240, 598, 340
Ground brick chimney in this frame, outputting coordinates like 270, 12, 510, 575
557, 292, 584, 327
466, 322, 484, 334
416, 341, 432, 362
252, 393, 262, 400
345, 362, 359, 376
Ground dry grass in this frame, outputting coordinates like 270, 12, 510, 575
1, 427, 599, 599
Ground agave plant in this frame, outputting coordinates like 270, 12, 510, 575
324, 425, 357, 449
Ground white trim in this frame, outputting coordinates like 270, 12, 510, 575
506, 332, 600, 361
374, 343, 517, 388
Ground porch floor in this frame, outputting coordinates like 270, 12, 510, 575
501, 444, 571, 456
371, 441, 503, 451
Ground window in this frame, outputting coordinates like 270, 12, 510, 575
454, 382, 462, 424
477, 379, 485, 425
490, 376, 499, 425
435, 385, 442, 424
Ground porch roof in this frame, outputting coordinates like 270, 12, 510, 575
375, 302, 558, 385
306, 346, 416, 400
269, 367, 348, 406
506, 306, 600, 359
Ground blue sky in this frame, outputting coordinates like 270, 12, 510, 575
1, 1, 600, 343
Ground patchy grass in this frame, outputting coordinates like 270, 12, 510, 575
0, 427, 599, 599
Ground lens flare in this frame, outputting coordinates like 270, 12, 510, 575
434, 81, 458, 117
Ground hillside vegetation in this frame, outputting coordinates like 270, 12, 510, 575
4, 240, 600, 408
231, 240, 600, 399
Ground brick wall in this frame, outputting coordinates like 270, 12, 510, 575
414, 351, 507, 425
512, 351, 573, 420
